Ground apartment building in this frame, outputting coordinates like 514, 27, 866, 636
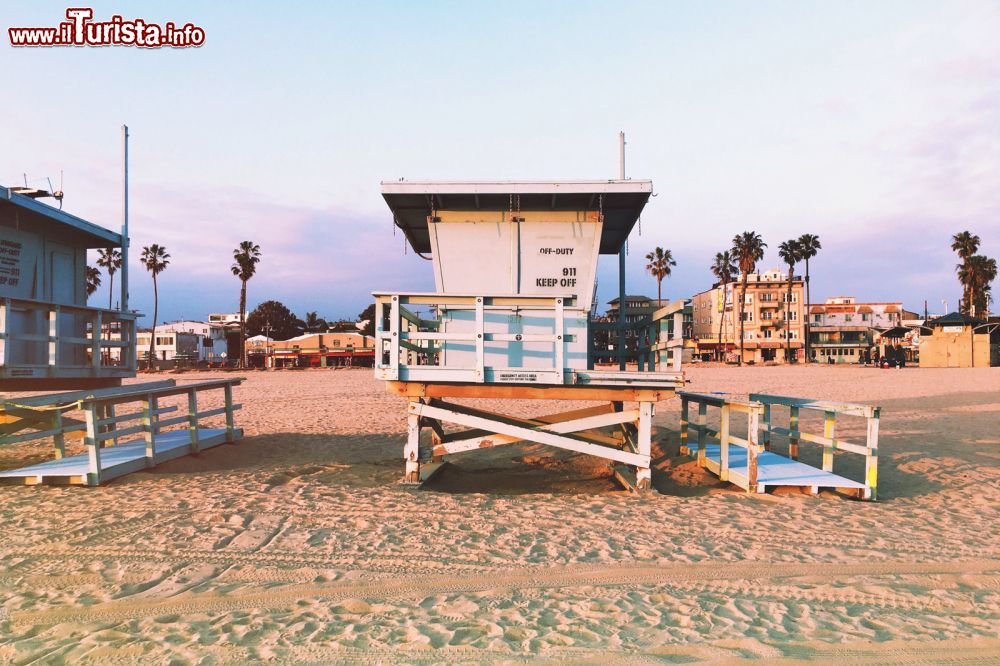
807, 297, 904, 363
691, 268, 805, 364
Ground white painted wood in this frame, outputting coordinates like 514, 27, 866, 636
636, 401, 653, 489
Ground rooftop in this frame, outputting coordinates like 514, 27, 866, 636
381, 180, 652, 255
0, 185, 121, 248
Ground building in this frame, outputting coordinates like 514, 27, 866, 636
807, 297, 905, 364
691, 269, 805, 364
605, 295, 664, 361
654, 299, 694, 367
918, 312, 999, 368
270, 332, 375, 368
135, 328, 201, 366
156, 321, 229, 362
0, 184, 138, 388
208, 313, 242, 326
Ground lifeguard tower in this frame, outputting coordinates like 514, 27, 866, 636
375, 180, 683, 490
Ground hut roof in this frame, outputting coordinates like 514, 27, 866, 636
381, 180, 652, 255
0, 185, 121, 248
928, 312, 986, 327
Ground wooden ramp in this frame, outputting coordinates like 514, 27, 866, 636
0, 378, 244, 486
0, 428, 241, 486
701, 443, 867, 494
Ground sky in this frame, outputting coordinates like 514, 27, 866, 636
2, 0, 998, 322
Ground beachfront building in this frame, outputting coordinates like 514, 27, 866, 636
208, 313, 241, 327
691, 269, 805, 364
807, 297, 904, 364
605, 295, 663, 362
654, 298, 695, 367
0, 184, 138, 388
157, 321, 229, 362
270, 332, 375, 368
918, 312, 999, 368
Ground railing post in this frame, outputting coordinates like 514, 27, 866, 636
823, 409, 835, 472
679, 397, 689, 453
762, 403, 771, 451
224, 383, 236, 443
48, 306, 60, 371
143, 394, 157, 467
474, 296, 485, 382
747, 404, 761, 492
719, 403, 730, 481
187, 388, 200, 454
0, 298, 9, 368
84, 403, 101, 486
91, 310, 103, 369
107, 404, 119, 447
388, 296, 400, 381
554, 297, 564, 378
789, 405, 800, 460
865, 408, 879, 500
696, 402, 707, 467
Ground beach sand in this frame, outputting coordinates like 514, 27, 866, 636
1, 366, 998, 663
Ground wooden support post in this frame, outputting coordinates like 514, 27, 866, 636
719, 404, 730, 481
679, 397, 689, 454
91, 310, 103, 369
404, 400, 421, 483
696, 402, 707, 467
762, 403, 771, 451
50, 410, 65, 460
635, 401, 653, 490
0, 298, 9, 368
865, 409, 880, 501
823, 409, 835, 472
187, 388, 200, 454
789, 405, 800, 460
747, 405, 761, 493
84, 404, 101, 486
224, 383, 236, 443
554, 297, 564, 377
143, 394, 157, 467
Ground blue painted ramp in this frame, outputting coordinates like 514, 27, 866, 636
702, 443, 866, 491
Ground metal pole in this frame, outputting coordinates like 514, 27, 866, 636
618, 131, 627, 370
121, 125, 129, 312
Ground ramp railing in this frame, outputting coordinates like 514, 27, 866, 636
679, 391, 766, 491
749, 393, 880, 500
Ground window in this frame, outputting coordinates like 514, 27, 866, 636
845, 314, 853, 322
742, 311, 754, 322
763, 329, 773, 339
761, 310, 773, 321
813, 314, 821, 323
790, 310, 798, 321
156, 336, 172, 346
332, 339, 340, 347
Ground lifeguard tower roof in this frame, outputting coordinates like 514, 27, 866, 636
381, 180, 652, 255
1, 185, 121, 248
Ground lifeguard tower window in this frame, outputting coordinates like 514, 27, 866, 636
0, 185, 138, 390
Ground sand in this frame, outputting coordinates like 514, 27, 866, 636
0, 365, 998, 664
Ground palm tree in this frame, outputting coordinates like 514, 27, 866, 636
796, 234, 821, 361
731, 232, 767, 366
96, 248, 122, 310
140, 244, 170, 370
961, 254, 997, 317
304, 311, 328, 333
231, 241, 262, 368
951, 231, 981, 313
778, 239, 803, 363
85, 266, 102, 297
644, 247, 676, 307
710, 251, 737, 361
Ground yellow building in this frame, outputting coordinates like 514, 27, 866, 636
691, 268, 805, 364
918, 313, 999, 368
270, 332, 375, 368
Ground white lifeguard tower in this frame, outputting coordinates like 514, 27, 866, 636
375, 179, 684, 491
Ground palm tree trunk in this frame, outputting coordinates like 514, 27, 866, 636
738, 274, 749, 366
149, 274, 158, 371
717, 282, 727, 362
239, 280, 247, 369
106, 271, 114, 341
804, 260, 811, 361
786, 267, 794, 363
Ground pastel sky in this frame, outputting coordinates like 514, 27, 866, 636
2, 0, 998, 322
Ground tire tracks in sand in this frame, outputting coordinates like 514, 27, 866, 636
9, 558, 998, 628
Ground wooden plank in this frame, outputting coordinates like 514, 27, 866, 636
224, 383, 236, 443
719, 404, 730, 482
187, 389, 200, 454
865, 411, 879, 501
84, 404, 100, 486
748, 393, 875, 418
635, 401, 652, 490
387, 381, 674, 403
403, 402, 420, 483
823, 410, 835, 472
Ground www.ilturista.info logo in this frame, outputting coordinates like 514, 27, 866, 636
8, 8, 205, 48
